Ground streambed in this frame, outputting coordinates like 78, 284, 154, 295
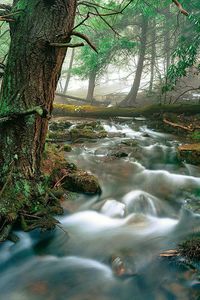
0, 117, 200, 300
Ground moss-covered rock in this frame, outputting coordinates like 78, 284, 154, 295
63, 144, 72, 152
179, 237, 200, 260
178, 143, 200, 165
62, 170, 101, 194
121, 139, 139, 147
49, 121, 72, 131
70, 127, 107, 142
48, 131, 71, 142
75, 121, 104, 131
42, 145, 101, 198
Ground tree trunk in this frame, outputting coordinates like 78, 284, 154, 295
63, 48, 75, 94
120, 16, 148, 107
0, 0, 76, 218
149, 21, 156, 93
164, 7, 171, 73
86, 70, 96, 103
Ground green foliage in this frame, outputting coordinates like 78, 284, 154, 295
72, 34, 136, 79
0, 22, 10, 63
164, 1, 200, 92
191, 130, 200, 141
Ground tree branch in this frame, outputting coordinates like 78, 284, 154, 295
71, 30, 98, 52
78, 1, 119, 13
173, 86, 200, 103
172, 0, 189, 16
0, 16, 15, 22
72, 12, 90, 31
0, 106, 47, 123
163, 117, 200, 131
50, 42, 85, 48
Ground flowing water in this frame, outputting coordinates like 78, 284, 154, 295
1, 118, 200, 300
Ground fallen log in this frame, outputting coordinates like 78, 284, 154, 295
53, 103, 200, 119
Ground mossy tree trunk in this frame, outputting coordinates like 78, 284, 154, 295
0, 0, 76, 222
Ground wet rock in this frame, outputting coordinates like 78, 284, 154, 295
75, 121, 104, 131
62, 170, 101, 194
110, 151, 129, 158
179, 237, 200, 260
48, 131, 71, 142
121, 139, 138, 147
49, 121, 72, 131
107, 132, 126, 138
70, 128, 107, 142
178, 143, 200, 165
63, 144, 72, 152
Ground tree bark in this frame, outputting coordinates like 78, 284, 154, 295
149, 21, 156, 93
0, 0, 76, 181
86, 70, 96, 103
120, 16, 148, 107
63, 48, 75, 94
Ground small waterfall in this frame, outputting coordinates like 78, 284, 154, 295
103, 123, 142, 138
122, 190, 158, 216
101, 199, 126, 218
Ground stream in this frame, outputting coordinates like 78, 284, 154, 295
1, 118, 200, 300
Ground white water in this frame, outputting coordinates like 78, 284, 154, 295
1, 119, 200, 300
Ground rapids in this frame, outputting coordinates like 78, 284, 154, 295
1, 118, 200, 300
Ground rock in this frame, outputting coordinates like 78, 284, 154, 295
121, 139, 138, 147
178, 143, 200, 165
75, 121, 104, 131
179, 237, 200, 260
49, 121, 72, 131
63, 144, 72, 152
107, 132, 126, 138
48, 131, 71, 142
110, 151, 129, 158
62, 170, 101, 194
70, 128, 107, 142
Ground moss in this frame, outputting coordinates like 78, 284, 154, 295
121, 139, 138, 147
178, 143, 200, 165
179, 237, 200, 260
70, 127, 107, 142
63, 144, 72, 152
62, 171, 101, 194
53, 103, 200, 118
49, 121, 72, 131
48, 131, 70, 142
190, 131, 200, 141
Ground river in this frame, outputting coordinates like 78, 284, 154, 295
0, 117, 200, 300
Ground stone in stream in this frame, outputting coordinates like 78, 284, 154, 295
49, 121, 73, 131
62, 170, 101, 194
48, 131, 71, 142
